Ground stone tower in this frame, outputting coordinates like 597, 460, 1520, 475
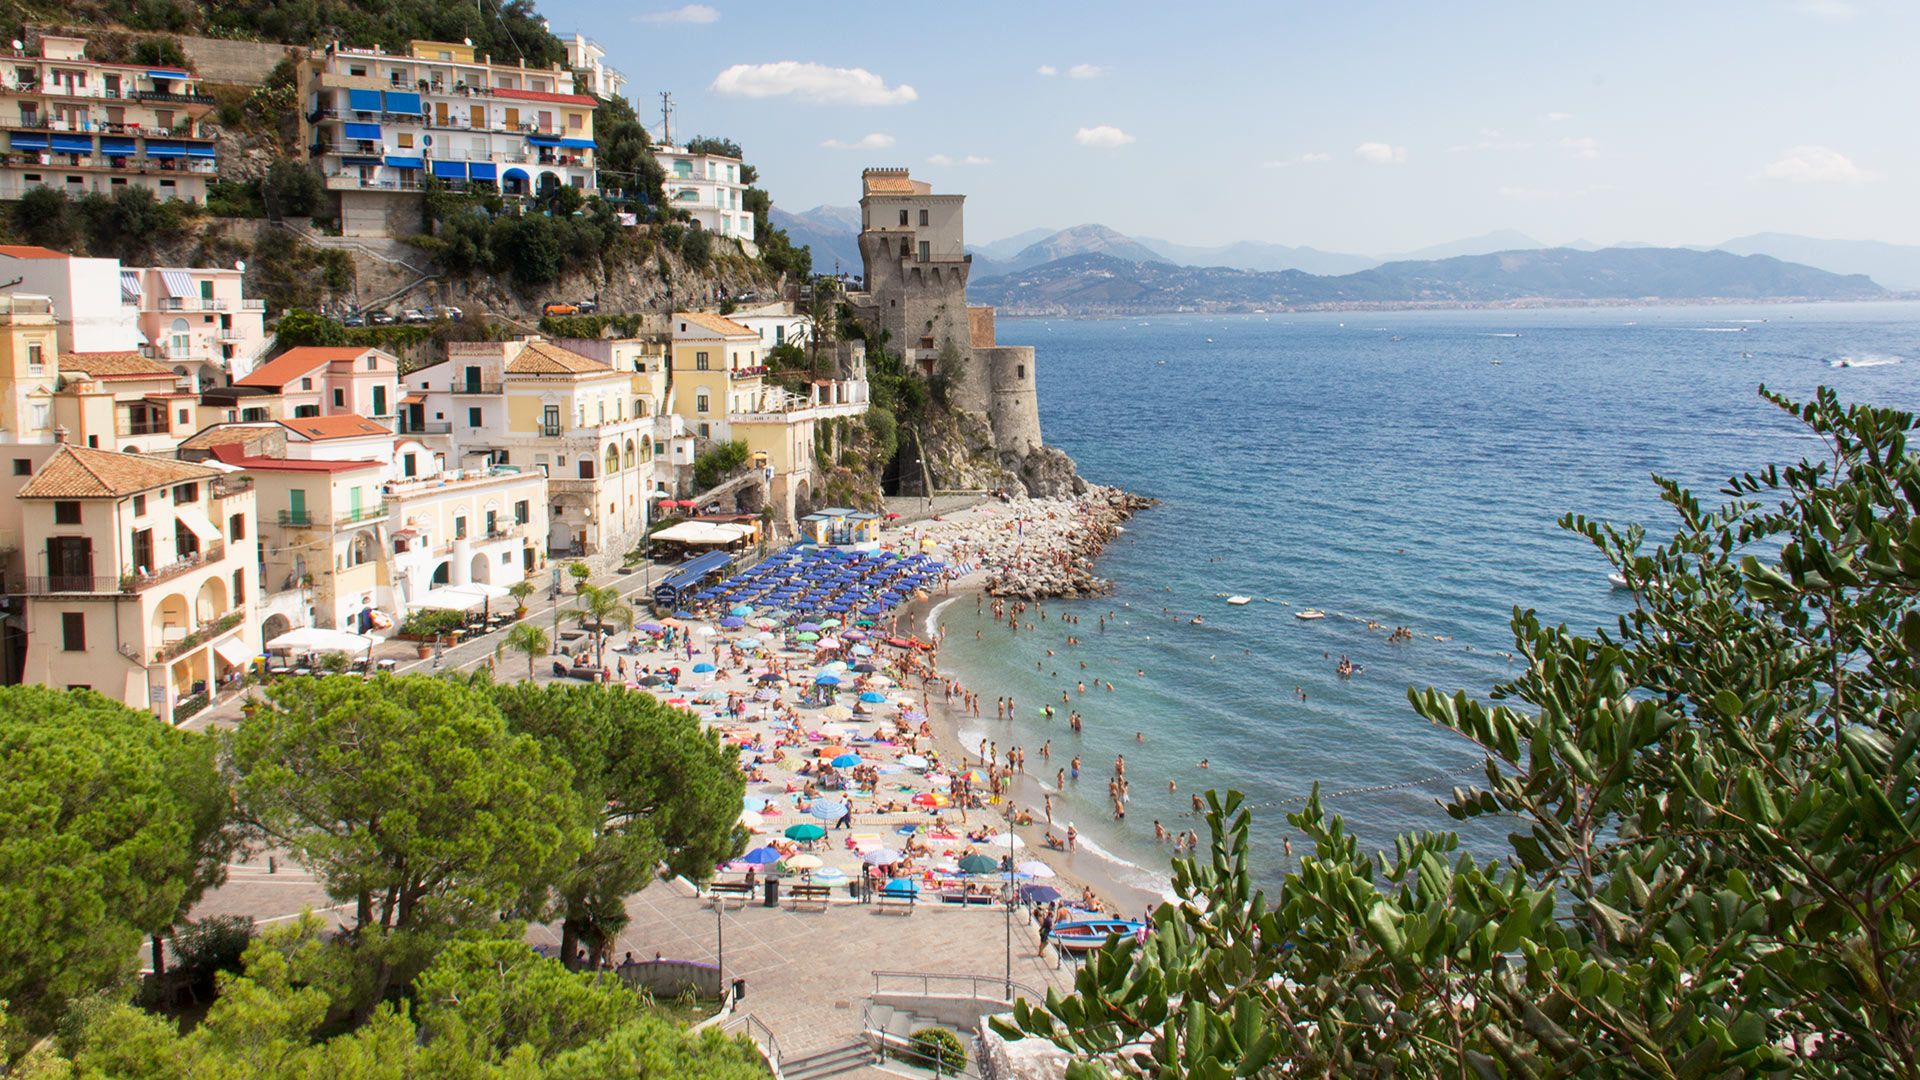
848, 168, 1053, 483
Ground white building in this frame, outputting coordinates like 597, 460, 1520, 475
728, 301, 812, 352
0, 244, 140, 353
561, 33, 626, 101
655, 145, 757, 255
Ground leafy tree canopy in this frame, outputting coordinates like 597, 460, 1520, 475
1001, 388, 1920, 1077
0, 687, 228, 1062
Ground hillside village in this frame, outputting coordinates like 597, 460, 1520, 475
0, 18, 1075, 726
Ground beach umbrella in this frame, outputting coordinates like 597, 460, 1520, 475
862, 848, 903, 865
672, 610, 696, 619
810, 800, 850, 821
795, 621, 821, 632
816, 637, 842, 650
692, 662, 716, 673
637, 621, 664, 633
796, 632, 819, 642
851, 644, 874, 656
757, 672, 784, 684
898, 753, 929, 770
858, 691, 887, 704
784, 853, 823, 871
958, 854, 999, 875
882, 878, 920, 896
639, 675, 667, 687
1020, 884, 1063, 905
1017, 860, 1057, 878
814, 866, 848, 883
719, 617, 746, 629
843, 629, 868, 640
853, 662, 879, 673
736, 634, 764, 647
910, 792, 949, 808
830, 753, 861, 768
821, 705, 854, 721
729, 604, 754, 616
820, 618, 842, 628
813, 673, 840, 686
742, 846, 782, 865
783, 824, 826, 841
753, 688, 780, 702
982, 832, 1025, 850
960, 769, 988, 785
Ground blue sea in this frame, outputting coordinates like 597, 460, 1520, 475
931, 301, 1920, 895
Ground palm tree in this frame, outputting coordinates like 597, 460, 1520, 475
573, 583, 634, 669
505, 622, 550, 682
508, 579, 536, 617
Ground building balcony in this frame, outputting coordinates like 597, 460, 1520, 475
539, 423, 563, 437
154, 610, 243, 664
730, 365, 768, 380
23, 541, 229, 596
337, 502, 387, 525
452, 379, 502, 394
157, 296, 228, 312
115, 418, 170, 437
0, 152, 217, 176
131, 90, 215, 106
324, 173, 426, 192
404, 420, 453, 434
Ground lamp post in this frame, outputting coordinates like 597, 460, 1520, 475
716, 892, 725, 987
1003, 797, 1015, 997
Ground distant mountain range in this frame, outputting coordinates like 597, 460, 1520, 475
765, 205, 1920, 304
966, 248, 1884, 316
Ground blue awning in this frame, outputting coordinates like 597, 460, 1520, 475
147, 69, 190, 80
98, 137, 136, 157
10, 133, 46, 151
144, 140, 187, 157
50, 134, 92, 153
342, 122, 382, 141
559, 137, 595, 150
384, 156, 422, 169
526, 135, 561, 146
430, 160, 466, 179
656, 550, 735, 600
186, 145, 216, 158
467, 162, 497, 182
341, 156, 381, 166
502, 167, 528, 182
347, 89, 382, 112
383, 91, 422, 115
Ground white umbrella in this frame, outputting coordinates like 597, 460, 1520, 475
1016, 860, 1056, 878
861, 848, 903, 864
785, 853, 823, 871
898, 754, 929, 770
265, 626, 378, 653
982, 833, 1026, 851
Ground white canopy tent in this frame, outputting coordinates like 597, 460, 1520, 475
652, 521, 756, 546
264, 627, 379, 654
413, 585, 489, 611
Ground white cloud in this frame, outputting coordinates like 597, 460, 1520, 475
821, 133, 896, 151
1262, 151, 1331, 168
963, 154, 992, 165
1036, 65, 1058, 76
1354, 141, 1406, 165
1761, 145, 1877, 184
710, 62, 917, 106
1560, 136, 1600, 159
638, 4, 719, 24
927, 153, 992, 166
1067, 63, 1104, 79
1075, 125, 1135, 148
1546, 111, 1573, 122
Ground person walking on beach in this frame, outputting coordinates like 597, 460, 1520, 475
1044, 794, 1053, 824
1066, 824, 1078, 852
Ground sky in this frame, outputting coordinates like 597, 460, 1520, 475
532, 0, 1920, 254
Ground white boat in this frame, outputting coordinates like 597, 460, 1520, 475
1225, 596, 1252, 606
1295, 610, 1326, 621
1608, 573, 1631, 590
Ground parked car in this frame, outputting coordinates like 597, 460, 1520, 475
543, 301, 579, 316
438, 305, 464, 321
341, 311, 367, 327
400, 308, 428, 324
575, 298, 598, 314
367, 309, 395, 326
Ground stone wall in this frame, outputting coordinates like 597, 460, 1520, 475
981, 345, 1042, 456
181, 38, 301, 85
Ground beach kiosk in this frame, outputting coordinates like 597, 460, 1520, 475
650, 549, 734, 610
799, 508, 883, 548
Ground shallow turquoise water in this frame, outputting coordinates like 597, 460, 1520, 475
934, 301, 1920, 892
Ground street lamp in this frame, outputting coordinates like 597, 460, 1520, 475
1003, 798, 1015, 997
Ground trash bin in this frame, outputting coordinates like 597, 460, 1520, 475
763, 879, 779, 907
733, 977, 747, 1002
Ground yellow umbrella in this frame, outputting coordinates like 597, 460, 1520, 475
786, 853, 823, 871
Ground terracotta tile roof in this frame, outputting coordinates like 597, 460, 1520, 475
505, 340, 611, 375
210, 444, 379, 473
862, 175, 919, 195
19, 445, 218, 499
278, 415, 391, 441
492, 87, 598, 107
675, 311, 756, 338
236, 347, 374, 388
60, 351, 177, 379
177, 422, 280, 452
0, 245, 70, 260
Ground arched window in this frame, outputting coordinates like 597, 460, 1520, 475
604, 443, 620, 474
624, 439, 636, 468
169, 318, 190, 357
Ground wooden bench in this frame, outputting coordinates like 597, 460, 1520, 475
875, 891, 916, 915
785, 884, 833, 910
706, 881, 754, 907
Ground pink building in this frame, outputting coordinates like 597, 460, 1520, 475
132, 266, 269, 388
217, 346, 400, 429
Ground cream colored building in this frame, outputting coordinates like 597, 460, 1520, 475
17, 445, 259, 724
404, 338, 652, 561
655, 145, 756, 254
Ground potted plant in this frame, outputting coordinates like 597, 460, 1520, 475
508, 579, 535, 619
416, 640, 433, 659
567, 561, 591, 593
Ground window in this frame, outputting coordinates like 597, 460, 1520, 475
898, 209, 908, 226
403, 453, 417, 478
61, 612, 85, 651
232, 568, 245, 604
177, 408, 188, 425
169, 318, 188, 356
11, 459, 29, 476
604, 444, 619, 474
485, 509, 497, 535
397, 132, 414, 149
228, 513, 245, 540
696, 351, 709, 371
918, 241, 930, 262
53, 501, 80, 524
919, 208, 929, 226
372, 385, 387, 415
468, 407, 482, 428
132, 494, 146, 515
542, 405, 560, 435
1017, 364, 1026, 379
300, 377, 314, 390
333, 388, 345, 408
514, 499, 529, 524
29, 404, 48, 431
26, 342, 43, 374
695, 390, 710, 414
454, 515, 467, 539
173, 483, 198, 504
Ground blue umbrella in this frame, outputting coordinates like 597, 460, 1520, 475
859, 691, 886, 703
743, 795, 770, 812
796, 621, 821, 632
814, 673, 841, 686
719, 617, 746, 628
672, 610, 696, 619
830, 753, 861, 768
883, 878, 921, 896
742, 846, 781, 865
729, 604, 754, 616
1021, 884, 1063, 904
810, 800, 849, 821
692, 662, 716, 673
637, 621, 664, 633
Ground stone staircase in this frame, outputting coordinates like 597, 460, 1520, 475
779, 1039, 878, 1080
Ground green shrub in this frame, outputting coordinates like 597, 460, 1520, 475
907, 1027, 966, 1071
130, 37, 188, 69
168, 914, 254, 999
693, 440, 749, 490
399, 608, 466, 639
206, 179, 266, 219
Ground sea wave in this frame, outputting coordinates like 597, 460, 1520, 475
924, 595, 959, 639
1829, 354, 1904, 368
1065, 830, 1177, 901
1694, 327, 1746, 333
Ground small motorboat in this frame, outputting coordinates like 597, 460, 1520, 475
1051, 917, 1147, 952
1608, 573, 1631, 590
1225, 596, 1252, 606
1295, 610, 1326, 621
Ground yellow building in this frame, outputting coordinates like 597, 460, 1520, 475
0, 294, 59, 444
669, 311, 765, 441
17, 444, 259, 724
404, 339, 652, 561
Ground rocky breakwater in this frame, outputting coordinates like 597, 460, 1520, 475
904, 486, 1151, 601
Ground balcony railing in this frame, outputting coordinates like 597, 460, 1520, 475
241, 299, 265, 311
115, 419, 169, 437
154, 610, 243, 663
132, 90, 215, 105
277, 509, 314, 526
337, 503, 387, 525
453, 379, 502, 394
25, 541, 233, 595
539, 423, 563, 437
405, 420, 453, 434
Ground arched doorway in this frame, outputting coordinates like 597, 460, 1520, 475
469, 552, 491, 584
260, 613, 292, 646
194, 575, 229, 624
431, 561, 451, 585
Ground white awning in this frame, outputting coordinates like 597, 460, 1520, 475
652, 521, 754, 545
413, 586, 486, 611
265, 627, 378, 653
459, 581, 511, 600
160, 270, 195, 299
119, 270, 142, 304
175, 505, 218, 541
212, 636, 255, 667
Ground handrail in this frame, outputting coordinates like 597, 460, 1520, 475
861, 1004, 981, 1078
871, 970, 1042, 1003
719, 1012, 783, 1075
